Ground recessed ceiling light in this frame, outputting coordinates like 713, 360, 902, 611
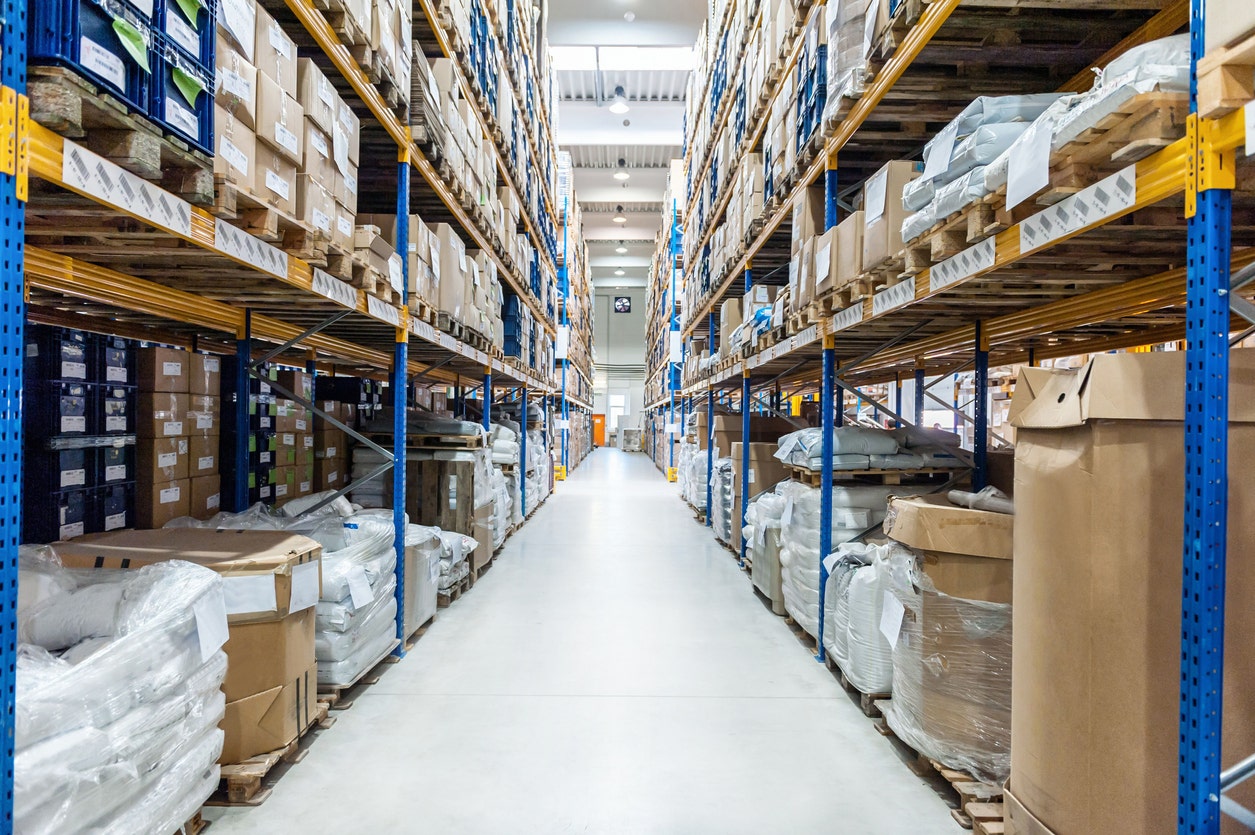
609, 86, 629, 114
615, 269, 625, 276
612, 205, 627, 223
615, 241, 627, 254
613, 157, 630, 181
624, 11, 635, 22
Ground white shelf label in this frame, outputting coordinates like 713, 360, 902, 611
104, 512, 127, 531
214, 218, 289, 279
312, 268, 358, 309
367, 295, 401, 326
63, 141, 193, 237
872, 279, 914, 317
198, 456, 215, 471
61, 468, 86, 488
159, 486, 182, 504
106, 366, 127, 383
929, 237, 997, 293
830, 302, 863, 333
61, 361, 87, 379
1019, 165, 1137, 253
60, 521, 85, 540
62, 416, 86, 433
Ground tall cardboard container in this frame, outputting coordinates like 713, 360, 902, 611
1005, 352, 1255, 835
730, 441, 792, 541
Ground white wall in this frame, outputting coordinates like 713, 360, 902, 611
593, 288, 647, 430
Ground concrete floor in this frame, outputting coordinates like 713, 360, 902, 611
205, 447, 961, 834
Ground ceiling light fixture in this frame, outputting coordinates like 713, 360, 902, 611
608, 85, 630, 115
624, 11, 635, 21
615, 241, 628, 254
613, 158, 630, 181
612, 205, 627, 223
615, 268, 625, 276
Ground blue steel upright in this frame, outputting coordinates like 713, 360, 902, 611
1179, 0, 1232, 830
483, 369, 492, 431
231, 310, 252, 511
0, 2, 26, 819
706, 386, 714, 527
816, 337, 835, 662
739, 264, 753, 566
392, 158, 410, 655
520, 388, 528, 516
973, 322, 988, 491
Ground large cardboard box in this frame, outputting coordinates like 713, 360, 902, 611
137, 436, 189, 483
190, 474, 221, 519
1005, 352, 1255, 835
138, 346, 190, 393
813, 226, 839, 297
1205, 0, 1255, 51
434, 224, 466, 322
296, 57, 337, 134
471, 501, 493, 573
791, 184, 825, 253
54, 529, 323, 762
214, 107, 255, 188
697, 413, 797, 456
862, 160, 920, 271
255, 71, 303, 165
137, 393, 190, 439
730, 441, 792, 541
215, 37, 257, 130
190, 353, 221, 397
253, 3, 297, 92
836, 210, 864, 290
254, 142, 298, 214
135, 478, 189, 528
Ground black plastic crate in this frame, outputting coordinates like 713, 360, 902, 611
97, 384, 136, 435
150, 33, 213, 155
92, 482, 134, 532
155, 0, 212, 72
250, 431, 277, 467
24, 488, 91, 543
25, 325, 91, 384
30, 0, 155, 113
95, 333, 134, 385
97, 442, 134, 484
26, 446, 92, 495
28, 381, 91, 439
248, 467, 274, 505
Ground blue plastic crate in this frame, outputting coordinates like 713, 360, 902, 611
151, 34, 213, 154
92, 482, 135, 532
25, 324, 91, 384
156, 0, 213, 73
30, 0, 155, 113
24, 487, 91, 542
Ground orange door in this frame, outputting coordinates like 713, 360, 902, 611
592, 414, 606, 447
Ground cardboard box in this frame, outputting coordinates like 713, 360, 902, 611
186, 394, 220, 436
336, 100, 360, 166
255, 71, 303, 165
135, 478, 190, 528
1006, 351, 1255, 835
1205, 0, 1255, 52
138, 346, 190, 393
296, 175, 334, 236
137, 436, 189, 482
189, 434, 218, 475
296, 57, 337, 134
730, 441, 792, 539
334, 202, 354, 252
862, 160, 920, 271
217, 0, 256, 60
302, 119, 334, 182
471, 501, 493, 573
138, 393, 190, 438
51, 529, 323, 764
214, 107, 255, 188
315, 428, 347, 459
253, 3, 297, 92
434, 224, 466, 321
274, 369, 312, 401
798, 236, 816, 307
215, 37, 257, 130
791, 185, 825, 253
697, 413, 796, 456
835, 210, 864, 291
813, 227, 838, 297
719, 298, 741, 348
190, 474, 221, 519
883, 494, 1013, 603
190, 353, 221, 396
314, 458, 345, 490
254, 142, 298, 214
273, 465, 296, 502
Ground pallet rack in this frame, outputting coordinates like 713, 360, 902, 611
0, 0, 593, 817
647, 0, 1249, 829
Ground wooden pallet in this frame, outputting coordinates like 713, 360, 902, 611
316, 640, 400, 709
179, 810, 209, 835
473, 553, 495, 581
28, 66, 215, 206
346, 44, 409, 121
783, 614, 819, 653
437, 572, 472, 607
873, 712, 1004, 831
1199, 30, 1255, 119
902, 201, 1006, 275
402, 611, 437, 652
967, 802, 1007, 835
825, 655, 891, 718
788, 464, 965, 486
436, 311, 464, 339
408, 297, 437, 324
212, 178, 317, 251
208, 702, 331, 806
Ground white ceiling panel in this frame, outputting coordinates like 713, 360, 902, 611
546, 0, 706, 47
556, 100, 684, 146
565, 145, 683, 168
573, 167, 668, 204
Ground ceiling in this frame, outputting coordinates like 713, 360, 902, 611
547, 0, 703, 288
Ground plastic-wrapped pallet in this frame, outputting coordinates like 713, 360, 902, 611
491, 465, 510, 548
778, 482, 923, 639
491, 423, 521, 467
821, 541, 907, 695
16, 548, 228, 835
687, 445, 710, 511
823, 0, 879, 118
676, 441, 696, 501
349, 445, 388, 507
745, 488, 790, 614
437, 530, 477, 591
879, 545, 1012, 784
710, 457, 735, 544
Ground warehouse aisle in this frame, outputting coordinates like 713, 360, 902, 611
206, 448, 961, 834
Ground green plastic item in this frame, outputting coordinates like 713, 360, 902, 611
172, 66, 206, 107
111, 17, 150, 74
172, 0, 205, 28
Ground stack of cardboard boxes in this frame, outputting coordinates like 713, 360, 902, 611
312, 397, 355, 494
273, 370, 315, 506
215, 0, 360, 251
136, 347, 222, 527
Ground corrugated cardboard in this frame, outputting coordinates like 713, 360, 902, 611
1205, 0, 1255, 51
190, 433, 218, 475
134, 478, 189, 528
190, 353, 221, 396
862, 160, 920, 270
296, 57, 336, 134
137, 393, 190, 439
472, 501, 493, 573
137, 436, 189, 482
138, 346, 189, 393
253, 3, 297, 92
719, 298, 741, 348
214, 108, 255, 188
836, 210, 864, 289
215, 37, 257, 130
254, 142, 297, 214
884, 494, 1013, 604
791, 184, 824, 253
55, 528, 323, 624
220, 660, 318, 764
255, 71, 304, 165
730, 441, 792, 541
190, 474, 221, 519
1007, 351, 1255, 835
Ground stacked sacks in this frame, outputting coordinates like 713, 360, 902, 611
436, 530, 477, 592
524, 428, 549, 510
709, 457, 735, 544
490, 423, 521, 467
898, 94, 1065, 244
490, 465, 511, 548
822, 541, 910, 695
745, 488, 791, 614
16, 550, 228, 834
686, 445, 710, 511
775, 425, 965, 471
